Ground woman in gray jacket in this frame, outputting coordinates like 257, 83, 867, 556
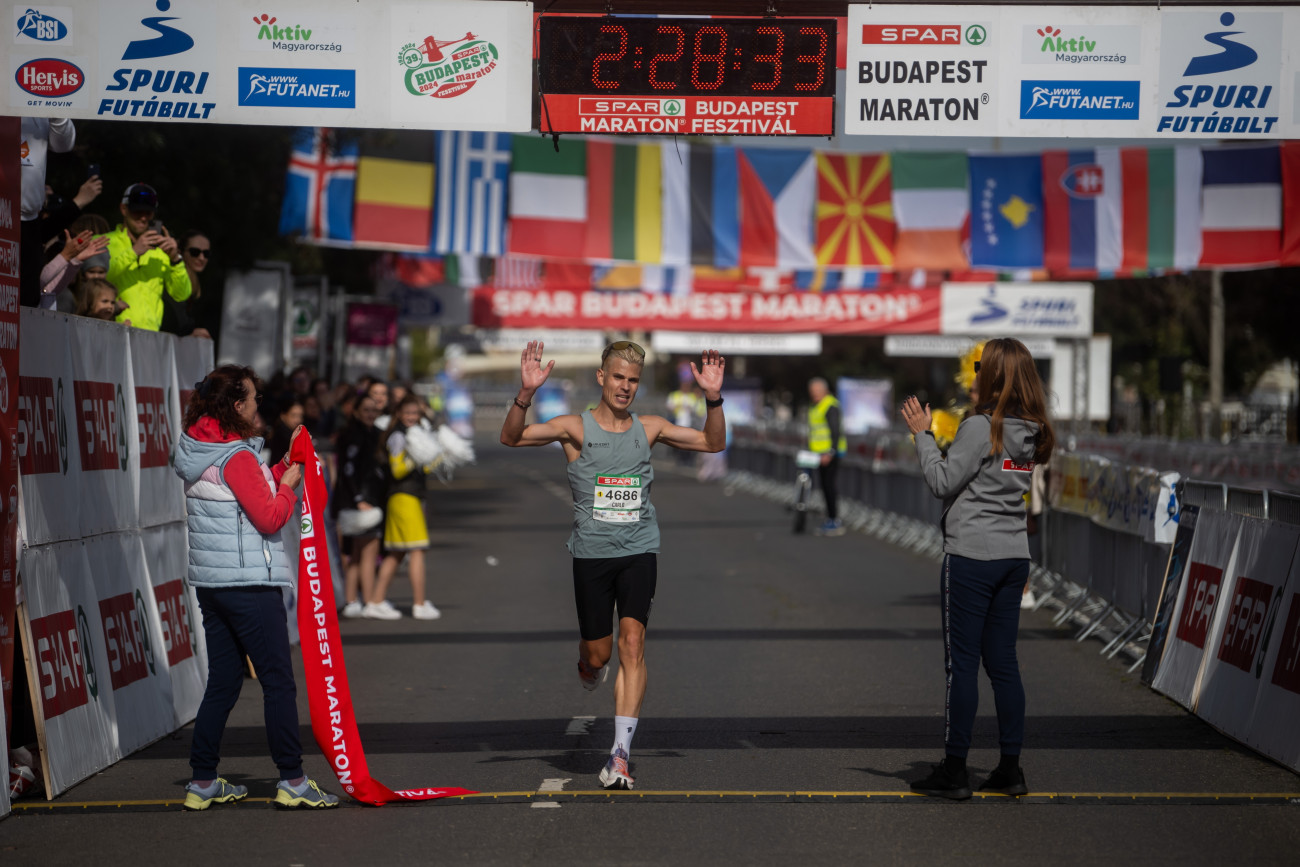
900, 338, 1055, 800
173, 365, 339, 811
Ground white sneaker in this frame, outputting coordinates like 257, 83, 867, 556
378, 599, 399, 613
341, 601, 364, 619
412, 601, 442, 620
1021, 589, 1038, 610
362, 602, 402, 620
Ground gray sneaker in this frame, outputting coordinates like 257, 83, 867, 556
274, 778, 340, 809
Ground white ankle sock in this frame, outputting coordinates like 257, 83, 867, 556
612, 716, 638, 756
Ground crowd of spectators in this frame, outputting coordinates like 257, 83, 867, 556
20, 117, 212, 339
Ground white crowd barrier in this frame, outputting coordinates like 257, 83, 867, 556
16, 309, 213, 798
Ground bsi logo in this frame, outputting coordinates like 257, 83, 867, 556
15, 8, 68, 42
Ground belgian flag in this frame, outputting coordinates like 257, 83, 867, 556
353, 131, 435, 250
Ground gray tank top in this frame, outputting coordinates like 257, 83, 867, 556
566, 411, 659, 558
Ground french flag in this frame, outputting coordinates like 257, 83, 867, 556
1200, 145, 1281, 268
1041, 149, 1122, 275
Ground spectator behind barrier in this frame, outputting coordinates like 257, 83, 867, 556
74, 277, 126, 323
20, 117, 74, 307
105, 182, 191, 331
160, 229, 212, 340
268, 395, 303, 466
40, 227, 108, 312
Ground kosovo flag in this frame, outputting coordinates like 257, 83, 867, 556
968, 155, 1044, 269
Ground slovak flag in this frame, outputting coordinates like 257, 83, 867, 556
279, 127, 359, 244
1041, 149, 1122, 275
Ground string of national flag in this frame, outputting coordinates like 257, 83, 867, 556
279, 128, 1300, 277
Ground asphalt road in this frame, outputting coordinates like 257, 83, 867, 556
3, 442, 1299, 865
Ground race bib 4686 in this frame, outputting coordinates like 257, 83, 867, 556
594, 475, 641, 523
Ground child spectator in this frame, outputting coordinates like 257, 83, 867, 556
371, 395, 440, 620
75, 277, 126, 323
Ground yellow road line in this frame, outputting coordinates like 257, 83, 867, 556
13, 790, 1300, 811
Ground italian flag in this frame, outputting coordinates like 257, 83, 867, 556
1119, 147, 1202, 272
890, 152, 968, 271
508, 137, 689, 264
508, 136, 588, 259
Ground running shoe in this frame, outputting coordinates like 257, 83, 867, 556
362, 602, 402, 620
578, 658, 608, 691
274, 778, 340, 809
979, 766, 1029, 796
412, 601, 442, 620
183, 777, 249, 811
598, 748, 634, 790
910, 758, 972, 801
815, 519, 845, 537
340, 600, 364, 619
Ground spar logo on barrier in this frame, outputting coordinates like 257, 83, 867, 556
398, 31, 499, 99
1156, 10, 1281, 136
31, 605, 98, 719
154, 578, 196, 666
1176, 561, 1224, 649
17, 375, 69, 475
99, 590, 156, 689
1216, 576, 1278, 674
73, 380, 129, 472
98, 0, 217, 121
1271, 593, 1300, 694
135, 385, 172, 469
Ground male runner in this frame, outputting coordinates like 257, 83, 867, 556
500, 339, 726, 790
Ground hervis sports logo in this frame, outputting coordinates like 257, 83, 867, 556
397, 31, 498, 99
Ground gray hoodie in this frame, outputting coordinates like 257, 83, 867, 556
914, 413, 1039, 561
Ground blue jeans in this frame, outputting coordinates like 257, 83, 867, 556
941, 554, 1029, 758
191, 586, 304, 781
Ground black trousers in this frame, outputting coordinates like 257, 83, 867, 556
817, 455, 840, 521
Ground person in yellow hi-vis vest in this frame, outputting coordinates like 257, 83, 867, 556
807, 377, 847, 536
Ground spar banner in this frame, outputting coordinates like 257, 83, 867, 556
174, 334, 215, 416
0, 114, 19, 748
84, 532, 175, 756
1151, 508, 1242, 710
19, 541, 121, 797
141, 523, 206, 728
289, 433, 474, 804
0, 680, 9, 818
68, 315, 137, 536
1249, 544, 1300, 772
473, 288, 942, 334
1194, 519, 1299, 748
4, 0, 533, 131
17, 309, 79, 545
129, 329, 183, 528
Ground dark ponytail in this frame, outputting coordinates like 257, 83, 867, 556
183, 364, 263, 439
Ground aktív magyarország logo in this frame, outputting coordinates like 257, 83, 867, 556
398, 31, 498, 99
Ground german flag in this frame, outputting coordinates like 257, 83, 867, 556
353, 131, 435, 249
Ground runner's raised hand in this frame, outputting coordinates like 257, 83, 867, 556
689, 349, 726, 397
520, 340, 555, 391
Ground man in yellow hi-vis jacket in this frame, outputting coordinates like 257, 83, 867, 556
105, 183, 191, 331
808, 377, 846, 536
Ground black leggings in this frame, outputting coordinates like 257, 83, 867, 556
817, 456, 840, 521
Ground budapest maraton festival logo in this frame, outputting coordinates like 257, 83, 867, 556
397, 31, 498, 99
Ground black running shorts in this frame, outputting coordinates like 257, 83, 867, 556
572, 552, 657, 641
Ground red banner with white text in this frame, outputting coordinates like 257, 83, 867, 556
472, 288, 941, 334
290, 434, 474, 805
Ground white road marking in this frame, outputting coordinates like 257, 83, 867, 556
566, 715, 597, 736
538, 778, 571, 792
530, 801, 561, 809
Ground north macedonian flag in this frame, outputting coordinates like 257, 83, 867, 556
814, 153, 895, 269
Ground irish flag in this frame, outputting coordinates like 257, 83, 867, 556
891, 152, 968, 271
508, 136, 588, 260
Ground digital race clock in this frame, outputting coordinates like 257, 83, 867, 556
537, 17, 837, 136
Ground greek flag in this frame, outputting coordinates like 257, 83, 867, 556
433, 131, 512, 256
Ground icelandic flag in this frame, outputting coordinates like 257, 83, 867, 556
737, 148, 816, 270
433, 131, 512, 257
1200, 145, 1281, 267
1041, 149, 1122, 274
969, 155, 1044, 269
279, 128, 358, 243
